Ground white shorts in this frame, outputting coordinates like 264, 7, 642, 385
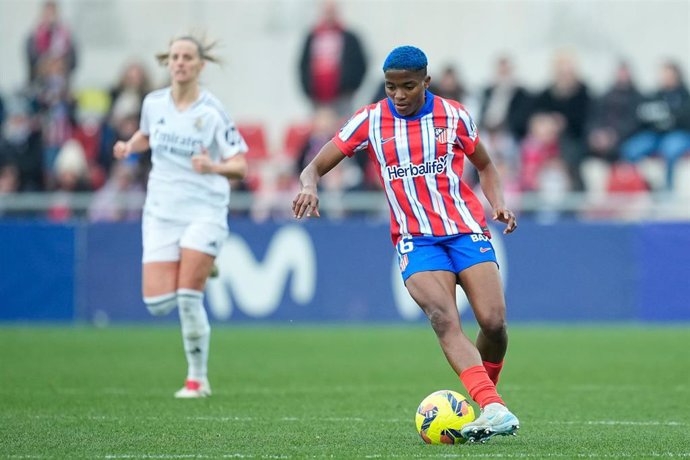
142, 212, 228, 263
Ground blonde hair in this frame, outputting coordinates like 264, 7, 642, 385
155, 34, 221, 65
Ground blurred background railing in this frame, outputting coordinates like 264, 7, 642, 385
1, 188, 688, 221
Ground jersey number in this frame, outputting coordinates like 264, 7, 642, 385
398, 237, 414, 254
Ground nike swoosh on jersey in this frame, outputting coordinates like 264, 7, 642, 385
381, 136, 397, 144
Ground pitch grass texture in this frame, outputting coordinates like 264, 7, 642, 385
1, 325, 688, 459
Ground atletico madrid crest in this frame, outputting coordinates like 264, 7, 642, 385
399, 254, 409, 272
434, 127, 456, 145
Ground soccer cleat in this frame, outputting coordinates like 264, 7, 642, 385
461, 402, 520, 443
174, 378, 212, 399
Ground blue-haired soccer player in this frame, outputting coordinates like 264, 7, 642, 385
293, 45, 520, 442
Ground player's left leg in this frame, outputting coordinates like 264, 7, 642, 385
458, 262, 508, 384
173, 221, 226, 398
456, 262, 519, 441
174, 247, 215, 398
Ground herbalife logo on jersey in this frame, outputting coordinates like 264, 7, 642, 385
387, 155, 450, 181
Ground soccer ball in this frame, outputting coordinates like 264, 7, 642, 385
415, 390, 475, 444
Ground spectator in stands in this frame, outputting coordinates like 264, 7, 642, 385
296, 106, 340, 174
298, 0, 367, 116
0, 94, 44, 191
532, 51, 591, 191
0, 162, 19, 195
0, 94, 5, 128
26, 0, 77, 84
519, 113, 565, 192
30, 55, 76, 187
100, 62, 154, 181
71, 89, 112, 190
585, 61, 642, 165
47, 138, 91, 221
294, 106, 362, 216
88, 161, 145, 222
429, 65, 467, 103
108, 62, 152, 120
479, 56, 532, 171
620, 60, 690, 190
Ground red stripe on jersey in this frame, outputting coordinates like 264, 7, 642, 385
460, 181, 490, 236
431, 100, 466, 227
380, 103, 422, 236
409, 117, 447, 236
438, 98, 489, 237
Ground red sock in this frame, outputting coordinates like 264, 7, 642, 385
459, 365, 505, 408
483, 360, 504, 385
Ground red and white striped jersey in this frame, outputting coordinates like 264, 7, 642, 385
332, 91, 490, 245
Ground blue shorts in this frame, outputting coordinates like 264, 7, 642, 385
396, 233, 498, 282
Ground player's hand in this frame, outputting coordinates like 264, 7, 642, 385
292, 186, 321, 219
192, 148, 215, 174
492, 207, 517, 234
113, 141, 132, 159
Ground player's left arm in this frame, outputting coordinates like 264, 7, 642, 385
192, 112, 249, 179
467, 141, 517, 234
192, 148, 248, 180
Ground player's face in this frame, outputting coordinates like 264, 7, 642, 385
168, 40, 205, 85
384, 70, 430, 117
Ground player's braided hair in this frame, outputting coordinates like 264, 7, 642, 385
156, 34, 221, 65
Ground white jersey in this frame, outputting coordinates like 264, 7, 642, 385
140, 87, 248, 226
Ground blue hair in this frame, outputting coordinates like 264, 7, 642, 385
382, 46, 428, 72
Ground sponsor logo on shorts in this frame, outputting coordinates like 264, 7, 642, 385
480, 247, 492, 253
470, 234, 490, 243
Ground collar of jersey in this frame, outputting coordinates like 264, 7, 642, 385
167, 87, 207, 112
387, 90, 435, 121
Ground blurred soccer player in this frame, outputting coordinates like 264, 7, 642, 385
113, 35, 248, 398
293, 46, 519, 442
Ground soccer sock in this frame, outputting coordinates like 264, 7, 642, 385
483, 360, 504, 385
459, 365, 505, 409
177, 288, 210, 382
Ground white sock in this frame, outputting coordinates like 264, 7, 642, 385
177, 288, 210, 381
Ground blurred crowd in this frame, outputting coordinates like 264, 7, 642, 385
2, 1, 689, 222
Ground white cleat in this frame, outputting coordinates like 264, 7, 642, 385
461, 402, 520, 443
174, 379, 212, 399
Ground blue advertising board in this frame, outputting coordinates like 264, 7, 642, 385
0, 222, 76, 321
1, 219, 689, 323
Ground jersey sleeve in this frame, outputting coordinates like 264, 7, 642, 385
331, 107, 370, 157
455, 105, 480, 155
139, 95, 151, 135
214, 114, 248, 160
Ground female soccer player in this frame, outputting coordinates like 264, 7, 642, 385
292, 46, 519, 442
113, 35, 248, 398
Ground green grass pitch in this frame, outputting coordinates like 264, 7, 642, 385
1, 325, 688, 458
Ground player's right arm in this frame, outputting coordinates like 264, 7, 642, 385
292, 141, 347, 219
113, 130, 150, 159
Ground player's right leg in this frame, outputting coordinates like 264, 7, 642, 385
141, 212, 182, 315
142, 262, 179, 315
405, 270, 486, 374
